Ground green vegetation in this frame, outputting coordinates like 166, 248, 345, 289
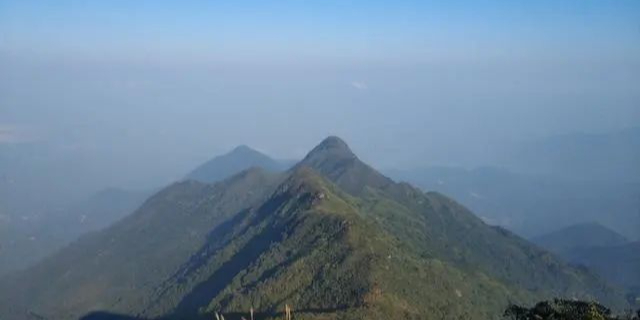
534, 224, 640, 308
0, 137, 630, 320
504, 299, 640, 320
533, 223, 629, 256
565, 242, 640, 309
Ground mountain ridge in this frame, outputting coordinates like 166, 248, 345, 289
0, 136, 629, 320
533, 222, 629, 255
533, 223, 639, 308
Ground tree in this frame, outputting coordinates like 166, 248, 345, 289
504, 299, 618, 320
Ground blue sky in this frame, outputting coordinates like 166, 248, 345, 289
0, 0, 639, 193
2, 0, 639, 64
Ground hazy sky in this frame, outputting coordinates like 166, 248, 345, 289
1, 0, 639, 192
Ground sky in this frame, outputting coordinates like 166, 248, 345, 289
1, 0, 639, 196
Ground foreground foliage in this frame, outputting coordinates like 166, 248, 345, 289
505, 299, 640, 320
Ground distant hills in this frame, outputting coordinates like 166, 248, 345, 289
0, 136, 628, 320
534, 223, 640, 307
186, 145, 290, 183
0, 188, 148, 276
532, 222, 629, 256
566, 242, 640, 307
388, 127, 640, 242
0, 146, 290, 277
387, 166, 640, 241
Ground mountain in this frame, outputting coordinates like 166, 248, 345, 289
0, 145, 284, 276
55, 188, 151, 236
534, 224, 639, 308
186, 145, 288, 183
0, 188, 148, 276
566, 242, 640, 308
0, 137, 628, 320
0, 141, 157, 277
532, 222, 629, 256
386, 166, 640, 241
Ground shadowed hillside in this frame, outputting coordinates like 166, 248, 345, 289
533, 223, 629, 255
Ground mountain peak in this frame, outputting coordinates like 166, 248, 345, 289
186, 145, 284, 183
317, 135, 351, 151
296, 136, 394, 195
230, 144, 260, 155
303, 136, 356, 162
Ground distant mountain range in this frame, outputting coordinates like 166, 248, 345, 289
0, 188, 148, 276
0, 137, 628, 320
566, 242, 640, 307
386, 166, 640, 241
0, 146, 293, 277
532, 222, 629, 255
534, 223, 640, 308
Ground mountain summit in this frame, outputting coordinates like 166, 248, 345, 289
297, 136, 393, 195
186, 145, 287, 183
304, 136, 355, 159
0, 136, 628, 320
